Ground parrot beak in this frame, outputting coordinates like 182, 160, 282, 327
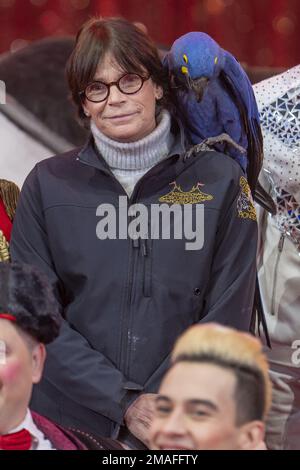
190, 77, 209, 102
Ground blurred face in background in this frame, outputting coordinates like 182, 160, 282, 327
149, 362, 263, 450
0, 319, 45, 434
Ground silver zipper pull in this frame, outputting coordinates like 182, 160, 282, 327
142, 239, 148, 257
132, 238, 140, 248
278, 233, 285, 252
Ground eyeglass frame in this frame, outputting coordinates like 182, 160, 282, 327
79, 73, 151, 103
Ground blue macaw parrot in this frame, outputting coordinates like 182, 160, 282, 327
163, 32, 263, 193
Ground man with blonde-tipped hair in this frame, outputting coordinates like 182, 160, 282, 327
149, 323, 272, 450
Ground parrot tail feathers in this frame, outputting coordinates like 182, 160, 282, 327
246, 117, 264, 193
220, 70, 263, 193
254, 180, 277, 216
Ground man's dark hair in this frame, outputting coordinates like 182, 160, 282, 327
66, 17, 170, 124
0, 262, 61, 344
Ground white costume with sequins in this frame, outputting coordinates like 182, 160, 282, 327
254, 65, 300, 450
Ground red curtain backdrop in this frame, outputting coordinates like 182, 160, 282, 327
0, 0, 299, 67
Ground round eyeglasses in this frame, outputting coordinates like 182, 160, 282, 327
80, 73, 151, 103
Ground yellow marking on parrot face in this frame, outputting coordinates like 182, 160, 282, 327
214, 56, 218, 64
181, 66, 188, 74
183, 54, 188, 63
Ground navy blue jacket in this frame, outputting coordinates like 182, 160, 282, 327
11, 131, 258, 438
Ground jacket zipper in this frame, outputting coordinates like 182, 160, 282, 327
271, 232, 285, 316
142, 238, 152, 297
119, 183, 144, 375
78, 155, 134, 374
119, 233, 140, 376
77, 154, 170, 375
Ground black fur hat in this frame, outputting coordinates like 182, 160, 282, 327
0, 262, 61, 344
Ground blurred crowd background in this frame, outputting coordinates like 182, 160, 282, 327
0, 0, 299, 67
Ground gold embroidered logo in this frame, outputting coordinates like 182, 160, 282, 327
159, 182, 214, 205
0, 230, 10, 262
237, 176, 256, 221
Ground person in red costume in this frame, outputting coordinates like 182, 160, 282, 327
0, 179, 20, 262
0, 262, 123, 450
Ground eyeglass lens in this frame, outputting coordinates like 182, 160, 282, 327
85, 74, 144, 102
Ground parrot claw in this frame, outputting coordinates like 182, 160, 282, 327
202, 133, 247, 154
184, 133, 246, 161
184, 142, 213, 160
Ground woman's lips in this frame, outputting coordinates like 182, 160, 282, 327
105, 111, 138, 120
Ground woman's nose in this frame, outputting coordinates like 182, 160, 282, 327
107, 84, 126, 104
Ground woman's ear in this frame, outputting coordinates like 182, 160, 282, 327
82, 106, 90, 117
31, 343, 46, 384
154, 84, 163, 100
237, 421, 266, 450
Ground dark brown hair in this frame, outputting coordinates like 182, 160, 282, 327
66, 17, 169, 124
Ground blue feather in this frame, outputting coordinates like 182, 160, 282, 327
164, 32, 263, 190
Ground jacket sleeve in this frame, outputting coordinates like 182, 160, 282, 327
199, 172, 258, 331
10, 166, 142, 425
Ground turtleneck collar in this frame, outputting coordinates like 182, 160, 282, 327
90, 109, 174, 171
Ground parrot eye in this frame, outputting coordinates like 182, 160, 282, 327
183, 54, 188, 64
170, 74, 184, 89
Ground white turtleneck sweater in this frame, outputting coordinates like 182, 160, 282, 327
91, 110, 174, 197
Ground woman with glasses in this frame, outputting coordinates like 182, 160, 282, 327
11, 17, 258, 449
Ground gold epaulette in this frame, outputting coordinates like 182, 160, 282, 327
0, 179, 20, 221
0, 230, 10, 262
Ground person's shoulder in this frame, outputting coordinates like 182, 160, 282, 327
31, 410, 124, 450
31, 411, 87, 450
36, 146, 83, 172
189, 149, 243, 185
174, 116, 243, 181
27, 145, 86, 188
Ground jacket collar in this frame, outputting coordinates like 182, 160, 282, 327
77, 116, 187, 174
